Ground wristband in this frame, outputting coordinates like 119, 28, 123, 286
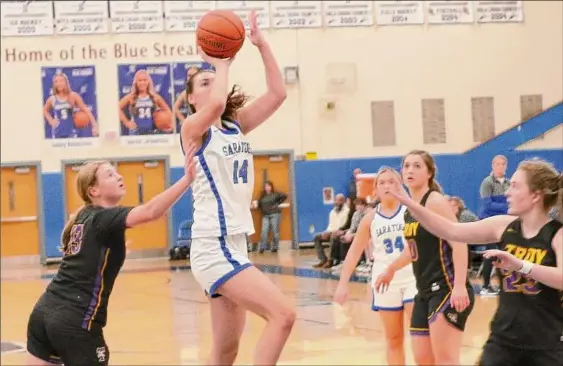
517, 260, 534, 275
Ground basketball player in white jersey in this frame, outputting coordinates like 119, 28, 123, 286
180, 11, 295, 366
334, 167, 417, 365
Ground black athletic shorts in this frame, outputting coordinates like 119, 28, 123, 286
477, 337, 563, 366
409, 285, 475, 335
26, 294, 109, 366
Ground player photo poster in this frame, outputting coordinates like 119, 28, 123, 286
172, 61, 215, 132
41, 65, 99, 149
117, 63, 174, 146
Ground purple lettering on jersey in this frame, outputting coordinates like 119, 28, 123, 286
67, 224, 84, 256
502, 270, 541, 295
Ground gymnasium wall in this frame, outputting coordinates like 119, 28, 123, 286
1, 1, 562, 259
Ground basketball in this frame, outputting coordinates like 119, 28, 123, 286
73, 111, 89, 129
196, 10, 245, 59
153, 110, 172, 131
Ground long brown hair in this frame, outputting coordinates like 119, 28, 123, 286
402, 150, 443, 193
517, 159, 562, 214
186, 68, 250, 121
60, 161, 108, 254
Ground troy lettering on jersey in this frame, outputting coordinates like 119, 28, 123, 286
222, 141, 252, 157
504, 244, 547, 264
375, 223, 404, 238
404, 222, 419, 238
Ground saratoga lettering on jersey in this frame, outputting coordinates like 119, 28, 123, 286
222, 141, 252, 156
375, 223, 404, 238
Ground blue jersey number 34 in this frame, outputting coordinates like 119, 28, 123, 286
233, 159, 249, 184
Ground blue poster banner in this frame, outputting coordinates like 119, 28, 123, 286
117, 63, 174, 146
41, 65, 98, 148
172, 61, 214, 131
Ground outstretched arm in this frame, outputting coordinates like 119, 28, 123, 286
236, 10, 286, 134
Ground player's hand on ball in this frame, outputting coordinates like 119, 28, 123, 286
247, 9, 265, 47
197, 46, 235, 67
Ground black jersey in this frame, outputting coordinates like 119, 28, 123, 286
490, 218, 563, 350
45, 205, 133, 331
404, 190, 466, 293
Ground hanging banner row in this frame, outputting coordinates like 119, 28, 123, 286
1, 1, 524, 37
41, 62, 211, 149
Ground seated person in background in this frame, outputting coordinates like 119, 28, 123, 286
325, 198, 369, 269
313, 194, 349, 268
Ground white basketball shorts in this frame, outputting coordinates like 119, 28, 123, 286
190, 233, 253, 297
371, 279, 417, 311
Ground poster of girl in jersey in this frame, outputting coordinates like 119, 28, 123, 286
172, 62, 214, 132
117, 63, 174, 147
41, 66, 99, 149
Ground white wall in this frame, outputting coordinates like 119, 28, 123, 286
1, 1, 561, 172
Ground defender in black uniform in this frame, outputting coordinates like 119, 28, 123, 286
386, 159, 563, 366
26, 146, 197, 366
375, 150, 474, 365
404, 190, 475, 335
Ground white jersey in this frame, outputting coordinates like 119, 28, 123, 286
189, 120, 255, 238
370, 204, 415, 285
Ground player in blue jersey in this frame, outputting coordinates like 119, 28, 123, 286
118, 69, 173, 135
43, 73, 98, 139
180, 10, 294, 365
174, 65, 200, 126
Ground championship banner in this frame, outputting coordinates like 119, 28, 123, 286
117, 63, 174, 147
427, 1, 474, 24
41, 66, 99, 149
323, 0, 374, 28
54, 0, 109, 35
1, 0, 54, 36
109, 0, 164, 33
375, 1, 424, 25
216, 1, 270, 29
475, 1, 523, 23
163, 0, 216, 32
270, 1, 323, 29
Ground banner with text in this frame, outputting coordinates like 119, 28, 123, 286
54, 0, 109, 35
475, 1, 523, 23
427, 1, 474, 24
41, 66, 99, 149
164, 0, 215, 32
1, 0, 54, 37
117, 63, 174, 147
270, 1, 322, 28
375, 1, 424, 26
110, 0, 164, 33
323, 0, 374, 27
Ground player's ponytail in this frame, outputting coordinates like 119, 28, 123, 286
223, 84, 250, 122
60, 161, 107, 254
429, 176, 443, 194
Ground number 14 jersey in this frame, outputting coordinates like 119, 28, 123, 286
370, 204, 415, 285
189, 120, 255, 238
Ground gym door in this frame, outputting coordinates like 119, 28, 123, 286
117, 160, 168, 251
1, 165, 41, 257
250, 154, 293, 245
64, 162, 93, 216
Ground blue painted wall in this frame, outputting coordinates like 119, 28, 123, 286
41, 105, 562, 258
